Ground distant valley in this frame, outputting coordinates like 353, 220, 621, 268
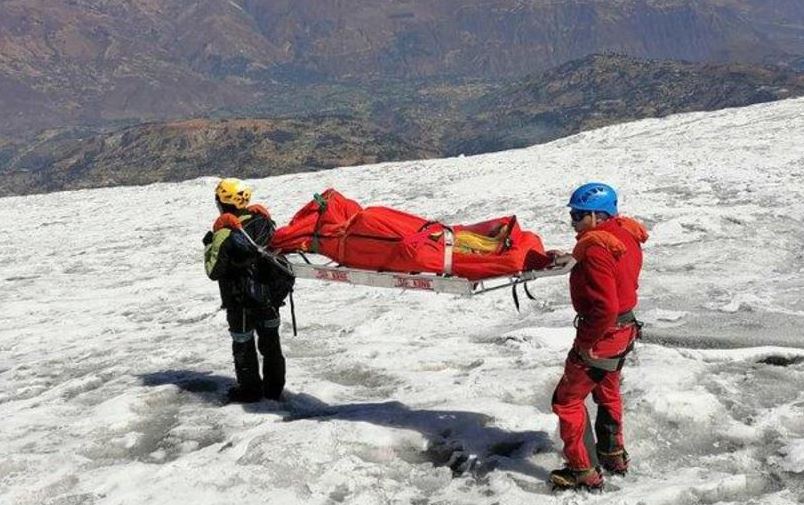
2, 54, 802, 196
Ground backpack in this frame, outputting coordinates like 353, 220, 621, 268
257, 252, 295, 307
238, 214, 295, 307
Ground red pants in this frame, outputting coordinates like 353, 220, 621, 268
552, 325, 636, 469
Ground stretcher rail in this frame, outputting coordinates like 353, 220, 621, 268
288, 254, 575, 297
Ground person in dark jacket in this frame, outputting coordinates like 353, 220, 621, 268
203, 178, 286, 403
549, 183, 649, 490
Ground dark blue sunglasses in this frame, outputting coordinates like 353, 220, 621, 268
570, 210, 590, 222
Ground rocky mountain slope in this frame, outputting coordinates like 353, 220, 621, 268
450, 53, 804, 154
3, 54, 802, 196
1, 0, 802, 139
0, 117, 435, 195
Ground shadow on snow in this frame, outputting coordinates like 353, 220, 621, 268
138, 370, 553, 481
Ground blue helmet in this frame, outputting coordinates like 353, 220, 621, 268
568, 182, 618, 216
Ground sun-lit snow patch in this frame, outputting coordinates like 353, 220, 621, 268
2, 98, 804, 504
775, 438, 804, 473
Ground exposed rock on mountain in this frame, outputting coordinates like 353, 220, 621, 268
1, 0, 802, 138
0, 117, 435, 196
3, 54, 801, 197
451, 54, 804, 154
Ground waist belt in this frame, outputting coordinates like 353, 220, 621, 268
574, 310, 637, 329
573, 310, 640, 372
572, 350, 625, 372
572, 339, 635, 372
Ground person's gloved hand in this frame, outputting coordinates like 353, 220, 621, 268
213, 213, 242, 232
546, 249, 574, 266
247, 204, 271, 219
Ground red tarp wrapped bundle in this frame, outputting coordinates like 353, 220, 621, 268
271, 189, 550, 280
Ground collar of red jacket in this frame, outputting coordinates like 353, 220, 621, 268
212, 212, 250, 232
572, 216, 649, 261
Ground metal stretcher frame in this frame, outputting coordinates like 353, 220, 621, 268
288, 254, 576, 297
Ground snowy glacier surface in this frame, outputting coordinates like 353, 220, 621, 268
1, 98, 804, 504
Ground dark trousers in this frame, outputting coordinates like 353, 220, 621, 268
226, 306, 286, 400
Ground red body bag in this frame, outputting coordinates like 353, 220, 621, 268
271, 189, 550, 281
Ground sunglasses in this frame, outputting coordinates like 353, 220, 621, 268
570, 210, 590, 222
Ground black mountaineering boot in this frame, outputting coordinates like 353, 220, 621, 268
598, 448, 630, 475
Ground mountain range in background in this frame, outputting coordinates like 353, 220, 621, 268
3, 0, 804, 138
1, 0, 803, 195
3, 53, 802, 196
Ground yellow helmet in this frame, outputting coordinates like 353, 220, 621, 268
215, 178, 252, 209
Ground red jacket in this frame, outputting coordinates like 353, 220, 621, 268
569, 217, 648, 353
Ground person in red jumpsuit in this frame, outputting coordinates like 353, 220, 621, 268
549, 183, 649, 490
